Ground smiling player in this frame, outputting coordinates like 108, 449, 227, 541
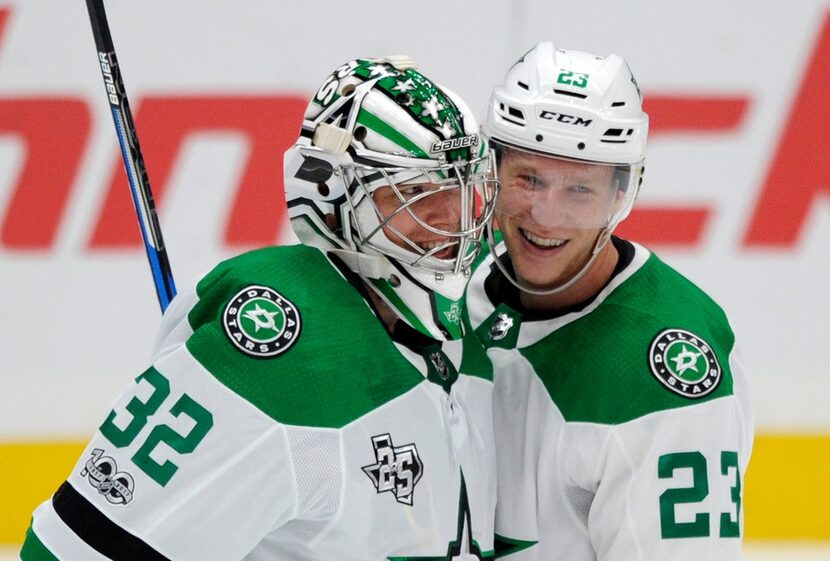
466, 42, 754, 561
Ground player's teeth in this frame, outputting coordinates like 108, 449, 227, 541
521, 229, 565, 248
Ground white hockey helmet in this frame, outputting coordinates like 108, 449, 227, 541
485, 41, 648, 166
483, 42, 649, 295
284, 57, 497, 340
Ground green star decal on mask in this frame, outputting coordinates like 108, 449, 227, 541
392, 78, 417, 93
388, 471, 493, 561
420, 96, 445, 120
345, 59, 471, 161
368, 63, 397, 80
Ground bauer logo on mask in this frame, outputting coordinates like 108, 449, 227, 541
430, 134, 479, 154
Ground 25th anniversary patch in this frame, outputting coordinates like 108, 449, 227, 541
648, 328, 721, 398
223, 285, 301, 358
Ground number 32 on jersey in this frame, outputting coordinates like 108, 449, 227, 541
98, 367, 214, 487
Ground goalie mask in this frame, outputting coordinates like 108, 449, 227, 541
284, 57, 497, 340
483, 42, 648, 295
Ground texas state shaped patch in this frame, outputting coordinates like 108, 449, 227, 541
222, 285, 301, 358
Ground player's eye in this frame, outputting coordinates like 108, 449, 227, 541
568, 184, 594, 197
516, 174, 543, 190
399, 185, 425, 197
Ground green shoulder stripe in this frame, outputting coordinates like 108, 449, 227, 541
520, 252, 736, 424
20, 526, 59, 561
186, 245, 424, 428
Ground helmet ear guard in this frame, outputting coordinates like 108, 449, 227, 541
284, 144, 355, 251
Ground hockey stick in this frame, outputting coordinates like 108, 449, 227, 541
85, 0, 176, 312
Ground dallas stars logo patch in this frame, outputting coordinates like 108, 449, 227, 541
362, 433, 423, 506
648, 328, 722, 399
223, 285, 301, 358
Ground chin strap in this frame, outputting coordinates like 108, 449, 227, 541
328, 249, 395, 280
487, 221, 612, 297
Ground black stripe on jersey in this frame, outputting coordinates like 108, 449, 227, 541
52, 481, 171, 561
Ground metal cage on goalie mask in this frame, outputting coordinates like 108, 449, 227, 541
283, 57, 498, 340
342, 157, 497, 275
284, 57, 497, 276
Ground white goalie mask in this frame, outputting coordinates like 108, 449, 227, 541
284, 57, 498, 340
483, 42, 648, 295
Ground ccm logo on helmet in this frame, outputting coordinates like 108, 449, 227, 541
430, 134, 479, 153
538, 110, 593, 127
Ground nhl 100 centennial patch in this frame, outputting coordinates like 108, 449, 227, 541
648, 328, 722, 398
223, 285, 301, 358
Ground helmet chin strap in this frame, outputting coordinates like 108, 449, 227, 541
328, 247, 467, 341
328, 248, 394, 280
330, 247, 466, 299
487, 221, 613, 297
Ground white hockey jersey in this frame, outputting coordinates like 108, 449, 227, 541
466, 238, 753, 561
22, 245, 496, 561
